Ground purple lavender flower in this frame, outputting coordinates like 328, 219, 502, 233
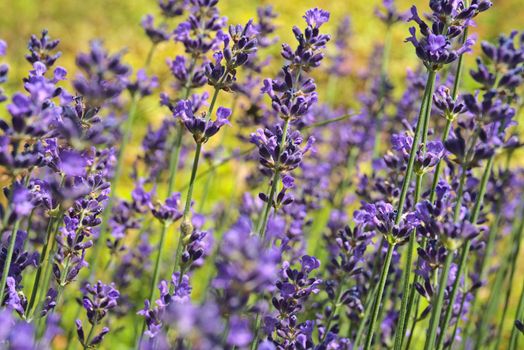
174, 0, 226, 56
281, 9, 330, 72
262, 67, 318, 121
250, 127, 314, 176
138, 273, 191, 338
151, 192, 183, 222
355, 201, 419, 245
205, 20, 258, 91
263, 255, 322, 348
405, 1, 491, 70
391, 133, 445, 174
375, 0, 408, 25
11, 182, 34, 218
25, 29, 61, 68
474, 31, 524, 90
212, 218, 280, 312
127, 69, 158, 97
174, 98, 231, 143
76, 281, 119, 348
158, 0, 186, 17
0, 231, 38, 314
141, 14, 171, 44
433, 85, 467, 120
73, 40, 130, 106
167, 55, 208, 91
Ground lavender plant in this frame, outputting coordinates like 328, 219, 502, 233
0, 0, 523, 349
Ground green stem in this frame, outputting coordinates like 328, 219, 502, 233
26, 216, 58, 318
474, 244, 512, 347
353, 284, 378, 347
396, 70, 436, 223
509, 281, 524, 350
470, 155, 494, 223
145, 43, 157, 69
0, 219, 21, 302
436, 240, 471, 350
448, 263, 468, 350
27, 215, 62, 318
363, 242, 395, 350
424, 251, 454, 350
321, 281, 344, 342
138, 220, 171, 347
83, 319, 97, 349
364, 69, 435, 349
182, 143, 203, 220
166, 124, 184, 196
492, 202, 524, 349
150, 222, 169, 298
393, 174, 422, 350
449, 156, 494, 349
256, 118, 290, 239
428, 26, 468, 203
198, 162, 214, 213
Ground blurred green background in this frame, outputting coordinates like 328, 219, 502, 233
1, 0, 524, 348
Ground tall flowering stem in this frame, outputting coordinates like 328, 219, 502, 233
254, 8, 330, 238
0, 219, 21, 302
428, 26, 469, 203
510, 281, 524, 350
166, 18, 259, 302
255, 117, 290, 238
27, 212, 62, 318
364, 69, 436, 350
474, 170, 523, 348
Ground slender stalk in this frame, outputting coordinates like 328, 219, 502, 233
364, 69, 436, 349
145, 43, 157, 68
436, 240, 471, 350
491, 201, 524, 349
509, 281, 524, 350
353, 284, 379, 347
393, 174, 422, 350
424, 251, 454, 350
27, 217, 56, 317
170, 86, 220, 278
182, 143, 203, 220
139, 142, 204, 341
26, 215, 59, 318
452, 155, 495, 349
473, 244, 511, 347
455, 156, 512, 350
256, 118, 290, 238
363, 243, 395, 350
83, 317, 98, 350
0, 219, 21, 302
396, 70, 436, 221
428, 26, 468, 203
166, 124, 184, 196
149, 222, 170, 299
448, 263, 468, 350
198, 162, 214, 212
321, 281, 344, 342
